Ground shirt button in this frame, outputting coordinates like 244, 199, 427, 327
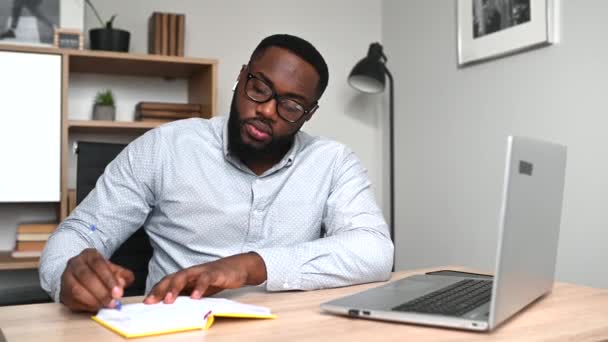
283, 282, 289, 289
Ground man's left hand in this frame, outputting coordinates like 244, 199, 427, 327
143, 252, 267, 304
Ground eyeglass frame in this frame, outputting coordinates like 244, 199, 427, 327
241, 66, 319, 123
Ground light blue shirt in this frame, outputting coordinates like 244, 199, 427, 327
40, 116, 393, 301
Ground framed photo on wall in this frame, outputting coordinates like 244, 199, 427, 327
0, 0, 83, 47
457, 0, 557, 67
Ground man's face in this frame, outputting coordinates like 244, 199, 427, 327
228, 46, 320, 159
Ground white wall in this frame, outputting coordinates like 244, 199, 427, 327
0, 1, 388, 249
384, 0, 608, 288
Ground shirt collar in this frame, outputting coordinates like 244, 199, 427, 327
221, 115, 300, 174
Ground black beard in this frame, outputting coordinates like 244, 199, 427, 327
228, 93, 295, 161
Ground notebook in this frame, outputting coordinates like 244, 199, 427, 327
92, 297, 277, 338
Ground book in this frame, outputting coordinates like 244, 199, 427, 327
169, 13, 177, 56
155, 13, 161, 54
136, 102, 202, 112
92, 296, 276, 338
10, 250, 42, 258
16, 233, 51, 241
138, 118, 174, 123
16, 223, 57, 234
161, 13, 168, 55
147, 12, 162, 54
177, 14, 185, 56
147, 13, 154, 54
137, 110, 201, 120
15, 241, 46, 251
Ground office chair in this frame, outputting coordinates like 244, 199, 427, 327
76, 142, 153, 297
0, 269, 52, 306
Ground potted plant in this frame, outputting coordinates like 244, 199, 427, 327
85, 0, 130, 52
92, 89, 116, 121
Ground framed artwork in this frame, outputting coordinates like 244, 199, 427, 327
0, 0, 83, 47
457, 0, 557, 67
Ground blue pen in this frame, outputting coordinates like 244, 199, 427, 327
115, 300, 122, 311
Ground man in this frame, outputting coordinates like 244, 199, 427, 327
40, 34, 394, 312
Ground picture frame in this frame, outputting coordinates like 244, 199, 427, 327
457, 0, 557, 67
0, 0, 83, 47
54, 28, 83, 49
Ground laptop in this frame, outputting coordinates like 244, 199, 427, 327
321, 136, 567, 331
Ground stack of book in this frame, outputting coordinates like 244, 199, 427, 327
12, 223, 57, 258
148, 12, 185, 56
136, 102, 205, 122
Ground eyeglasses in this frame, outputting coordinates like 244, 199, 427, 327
244, 72, 318, 123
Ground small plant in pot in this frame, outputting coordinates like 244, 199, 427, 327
86, 0, 130, 52
93, 90, 116, 121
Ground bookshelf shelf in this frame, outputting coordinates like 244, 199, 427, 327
68, 120, 162, 134
0, 252, 39, 270
68, 49, 216, 78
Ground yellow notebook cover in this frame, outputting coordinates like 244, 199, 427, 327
92, 297, 276, 338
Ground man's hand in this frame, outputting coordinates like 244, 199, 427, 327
60, 248, 135, 312
144, 252, 267, 304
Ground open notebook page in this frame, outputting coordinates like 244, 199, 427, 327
92, 296, 276, 338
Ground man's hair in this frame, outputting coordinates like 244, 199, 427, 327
250, 34, 329, 100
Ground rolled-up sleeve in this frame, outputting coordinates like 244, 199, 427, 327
40, 129, 161, 302
254, 146, 394, 291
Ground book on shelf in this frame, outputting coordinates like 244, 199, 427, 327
161, 12, 168, 55
16, 233, 51, 241
148, 12, 162, 54
138, 118, 174, 123
12, 242, 45, 258
169, 13, 177, 56
15, 241, 46, 251
137, 110, 201, 120
17, 223, 57, 234
177, 14, 185, 56
10, 250, 42, 258
136, 102, 203, 112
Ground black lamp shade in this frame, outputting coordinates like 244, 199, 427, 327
348, 43, 386, 94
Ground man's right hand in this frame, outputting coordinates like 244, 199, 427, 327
60, 248, 134, 312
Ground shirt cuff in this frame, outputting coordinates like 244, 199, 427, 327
251, 247, 303, 291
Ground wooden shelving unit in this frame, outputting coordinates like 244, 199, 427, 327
0, 44, 218, 270
68, 120, 163, 134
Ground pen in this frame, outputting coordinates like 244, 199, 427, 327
115, 300, 122, 311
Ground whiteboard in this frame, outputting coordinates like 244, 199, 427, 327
0, 51, 61, 202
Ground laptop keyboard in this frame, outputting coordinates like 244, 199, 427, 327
392, 279, 493, 317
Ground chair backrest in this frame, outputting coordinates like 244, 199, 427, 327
0, 269, 51, 306
76, 142, 153, 296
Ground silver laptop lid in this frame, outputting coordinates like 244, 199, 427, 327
489, 136, 567, 329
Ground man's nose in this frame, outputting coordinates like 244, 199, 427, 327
255, 97, 278, 120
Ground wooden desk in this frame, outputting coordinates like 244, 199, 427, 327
1, 267, 607, 341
